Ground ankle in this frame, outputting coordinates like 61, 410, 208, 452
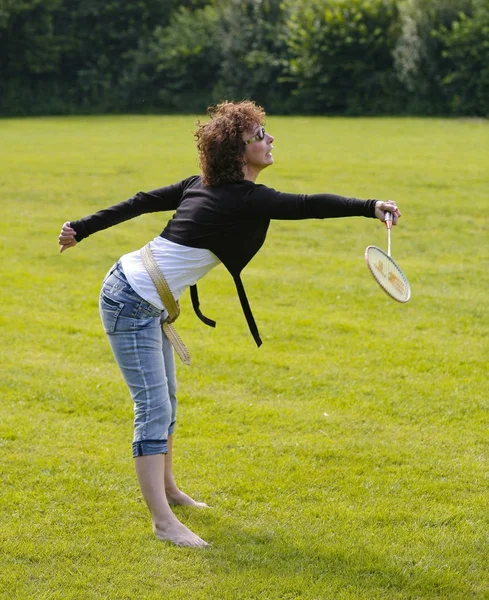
165, 482, 179, 495
153, 512, 178, 530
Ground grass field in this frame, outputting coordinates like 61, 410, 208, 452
1, 114, 488, 600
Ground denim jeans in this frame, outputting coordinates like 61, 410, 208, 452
99, 261, 177, 457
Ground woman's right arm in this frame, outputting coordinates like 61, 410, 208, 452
244, 185, 400, 223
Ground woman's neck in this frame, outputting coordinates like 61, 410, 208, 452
242, 164, 262, 183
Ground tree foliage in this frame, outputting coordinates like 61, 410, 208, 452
138, 4, 222, 111
0, 0, 487, 117
283, 0, 403, 114
393, 0, 476, 114
437, 0, 489, 115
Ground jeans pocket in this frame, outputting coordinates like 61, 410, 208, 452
100, 293, 124, 334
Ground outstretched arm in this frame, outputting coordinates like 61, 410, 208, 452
244, 186, 401, 224
57, 176, 198, 253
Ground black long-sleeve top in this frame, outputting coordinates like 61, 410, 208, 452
71, 175, 378, 346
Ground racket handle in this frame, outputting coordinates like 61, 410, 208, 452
384, 211, 393, 230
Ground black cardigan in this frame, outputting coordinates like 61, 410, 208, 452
70, 175, 378, 346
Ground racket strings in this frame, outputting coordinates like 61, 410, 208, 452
365, 246, 411, 303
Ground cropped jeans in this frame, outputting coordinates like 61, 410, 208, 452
99, 261, 177, 457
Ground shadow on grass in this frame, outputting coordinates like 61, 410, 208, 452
176, 508, 472, 599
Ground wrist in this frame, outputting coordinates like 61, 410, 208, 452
373, 200, 383, 219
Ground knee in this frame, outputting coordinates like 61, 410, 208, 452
134, 398, 173, 449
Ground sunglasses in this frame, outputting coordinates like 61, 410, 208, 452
245, 126, 266, 145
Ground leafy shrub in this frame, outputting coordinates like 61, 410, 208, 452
283, 0, 404, 115
130, 5, 222, 113
437, 0, 489, 116
0, 0, 488, 117
393, 0, 476, 115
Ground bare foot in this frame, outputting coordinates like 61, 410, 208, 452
165, 487, 209, 508
153, 515, 209, 547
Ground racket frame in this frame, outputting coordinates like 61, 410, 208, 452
365, 244, 411, 303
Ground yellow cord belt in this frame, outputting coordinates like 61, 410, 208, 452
140, 244, 191, 366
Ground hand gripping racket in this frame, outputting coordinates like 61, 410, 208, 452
365, 212, 411, 303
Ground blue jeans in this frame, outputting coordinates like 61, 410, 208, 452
99, 261, 177, 457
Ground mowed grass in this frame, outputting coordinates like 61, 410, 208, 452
1, 114, 488, 600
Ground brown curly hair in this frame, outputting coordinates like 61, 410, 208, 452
194, 100, 266, 186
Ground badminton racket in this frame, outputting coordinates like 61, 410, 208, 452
365, 212, 411, 303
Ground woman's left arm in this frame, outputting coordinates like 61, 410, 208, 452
63, 176, 201, 248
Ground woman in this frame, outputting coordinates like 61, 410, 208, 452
59, 100, 401, 548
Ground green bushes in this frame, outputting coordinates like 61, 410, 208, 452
0, 0, 487, 116
437, 0, 489, 115
133, 5, 222, 112
283, 0, 404, 114
393, 0, 479, 114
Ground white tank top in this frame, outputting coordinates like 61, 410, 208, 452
120, 237, 221, 311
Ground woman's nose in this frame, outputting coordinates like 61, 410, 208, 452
266, 132, 274, 143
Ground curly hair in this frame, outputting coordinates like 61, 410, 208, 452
194, 100, 266, 186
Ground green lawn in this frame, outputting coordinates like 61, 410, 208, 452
1, 115, 488, 599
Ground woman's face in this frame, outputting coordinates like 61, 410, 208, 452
243, 125, 274, 172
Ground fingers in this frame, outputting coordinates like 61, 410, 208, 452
58, 222, 77, 252
59, 233, 76, 243
59, 240, 77, 253
60, 222, 76, 236
377, 200, 401, 225
385, 201, 401, 218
